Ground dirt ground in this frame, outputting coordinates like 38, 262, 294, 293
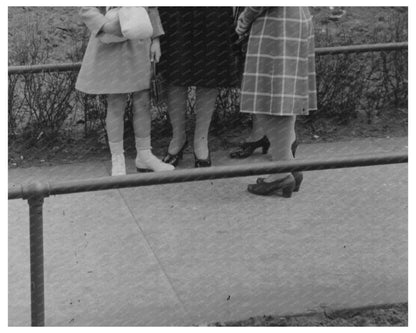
209, 303, 408, 326
8, 107, 408, 169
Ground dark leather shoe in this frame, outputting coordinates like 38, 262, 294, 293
248, 174, 295, 197
162, 140, 187, 167
256, 139, 303, 191
229, 135, 270, 159
257, 171, 303, 192
194, 152, 211, 168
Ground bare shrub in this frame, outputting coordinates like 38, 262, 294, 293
302, 8, 408, 127
7, 7, 408, 151
9, 14, 89, 143
8, 73, 26, 138
22, 70, 77, 141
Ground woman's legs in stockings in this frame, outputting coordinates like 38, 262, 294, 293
194, 87, 217, 159
246, 114, 266, 142
165, 85, 216, 160
256, 114, 296, 182
166, 84, 188, 155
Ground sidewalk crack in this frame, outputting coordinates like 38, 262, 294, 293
117, 188, 191, 321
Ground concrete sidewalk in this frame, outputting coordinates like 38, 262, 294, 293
8, 137, 408, 326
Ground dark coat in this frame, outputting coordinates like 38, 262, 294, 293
158, 7, 240, 88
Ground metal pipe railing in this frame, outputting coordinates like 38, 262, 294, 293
8, 62, 81, 75
8, 153, 408, 326
8, 152, 408, 200
8, 42, 408, 75
315, 41, 408, 55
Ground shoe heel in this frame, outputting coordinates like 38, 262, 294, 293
136, 168, 152, 173
292, 172, 303, 192
262, 141, 270, 154
282, 183, 295, 198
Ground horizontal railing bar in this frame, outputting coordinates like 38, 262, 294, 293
315, 42, 408, 55
8, 152, 407, 200
8, 42, 408, 75
8, 184, 23, 200
8, 63, 81, 75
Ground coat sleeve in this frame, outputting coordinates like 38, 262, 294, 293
148, 7, 164, 38
79, 7, 108, 37
236, 7, 267, 34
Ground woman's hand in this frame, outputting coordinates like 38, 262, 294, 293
150, 38, 161, 62
236, 23, 247, 37
102, 19, 123, 37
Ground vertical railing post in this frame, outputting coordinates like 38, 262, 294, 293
23, 182, 50, 327
28, 195, 45, 326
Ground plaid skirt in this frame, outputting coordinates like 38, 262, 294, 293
240, 7, 317, 116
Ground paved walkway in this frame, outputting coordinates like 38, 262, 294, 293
8, 137, 408, 326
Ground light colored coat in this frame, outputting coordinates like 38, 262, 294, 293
75, 7, 164, 95
237, 7, 317, 116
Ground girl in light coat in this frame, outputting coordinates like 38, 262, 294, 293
76, 7, 174, 175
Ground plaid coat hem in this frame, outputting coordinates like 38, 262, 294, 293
237, 7, 317, 116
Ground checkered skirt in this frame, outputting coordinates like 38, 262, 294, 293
240, 7, 317, 116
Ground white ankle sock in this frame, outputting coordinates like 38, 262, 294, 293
111, 153, 126, 176
137, 149, 154, 161
109, 140, 124, 155
135, 136, 152, 151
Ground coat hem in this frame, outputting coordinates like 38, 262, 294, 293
75, 86, 150, 95
239, 108, 317, 116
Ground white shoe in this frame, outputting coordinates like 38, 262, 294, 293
111, 153, 126, 176
136, 150, 175, 172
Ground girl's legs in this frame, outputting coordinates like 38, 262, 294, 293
107, 93, 127, 145
194, 87, 217, 159
132, 90, 174, 172
166, 84, 188, 154
132, 89, 151, 139
256, 114, 296, 182
107, 93, 127, 176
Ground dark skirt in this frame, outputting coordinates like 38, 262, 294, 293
158, 7, 240, 88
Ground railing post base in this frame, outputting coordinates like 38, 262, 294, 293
24, 182, 49, 327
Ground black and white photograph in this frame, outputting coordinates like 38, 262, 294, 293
6, 2, 411, 327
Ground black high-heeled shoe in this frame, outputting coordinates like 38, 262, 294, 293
229, 135, 270, 159
194, 151, 211, 168
162, 139, 188, 167
247, 174, 295, 197
257, 172, 303, 192
257, 140, 303, 192
290, 140, 303, 191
